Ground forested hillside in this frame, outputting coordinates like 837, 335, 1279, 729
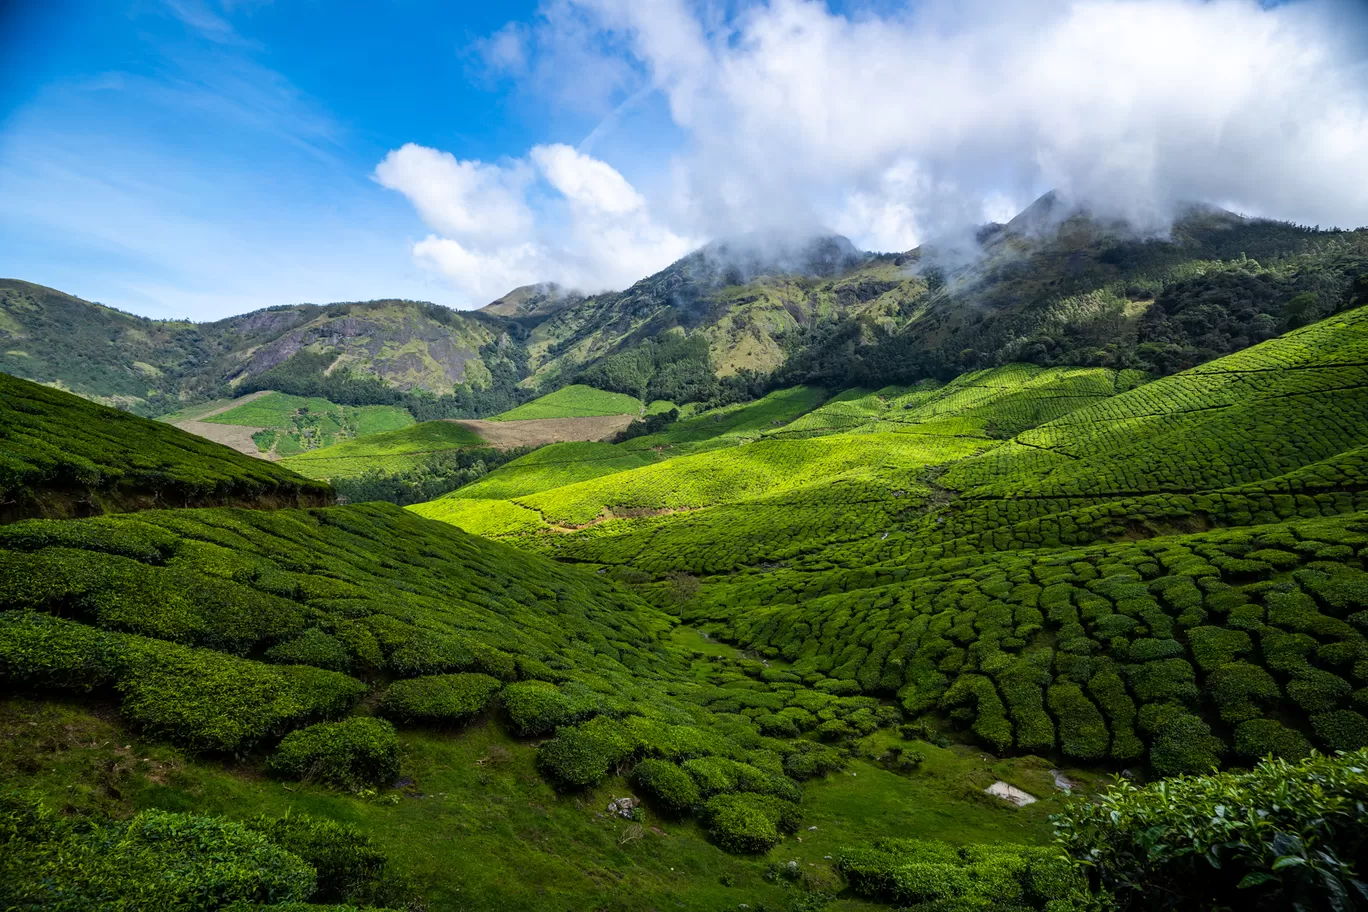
6, 198, 1365, 429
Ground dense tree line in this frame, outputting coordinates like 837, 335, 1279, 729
238, 339, 535, 421
331, 447, 532, 507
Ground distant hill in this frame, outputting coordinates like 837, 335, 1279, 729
5, 196, 1365, 422
478, 283, 581, 319
0, 282, 518, 416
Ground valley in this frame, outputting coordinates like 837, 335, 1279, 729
4, 204, 1368, 912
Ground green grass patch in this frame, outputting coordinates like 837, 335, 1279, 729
206, 392, 414, 455
493, 385, 643, 421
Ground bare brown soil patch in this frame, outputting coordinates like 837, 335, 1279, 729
449, 414, 635, 449
170, 390, 273, 459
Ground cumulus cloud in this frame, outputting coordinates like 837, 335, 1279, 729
393, 0, 1368, 305
375, 142, 694, 304
503, 0, 1368, 247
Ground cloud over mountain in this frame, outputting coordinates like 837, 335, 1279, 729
382, 0, 1368, 303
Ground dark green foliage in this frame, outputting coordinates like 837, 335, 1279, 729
0, 372, 331, 522
0, 792, 316, 911
500, 680, 600, 736
1311, 710, 1368, 751
837, 836, 1087, 909
1232, 719, 1312, 761
536, 720, 633, 790
1048, 683, 1110, 761
0, 610, 126, 691
631, 759, 701, 813
269, 718, 400, 790
118, 643, 366, 753
328, 446, 531, 507
1186, 626, 1252, 672
266, 628, 353, 672
1053, 749, 1368, 912
699, 792, 800, 854
1138, 703, 1224, 777
1206, 663, 1280, 724
0, 612, 365, 753
782, 740, 845, 780
248, 814, 413, 907
377, 673, 502, 726
1287, 668, 1352, 714
1125, 659, 1199, 705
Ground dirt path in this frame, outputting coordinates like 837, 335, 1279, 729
170, 391, 274, 459
448, 414, 635, 449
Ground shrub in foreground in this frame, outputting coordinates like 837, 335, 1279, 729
837, 836, 1086, 909
269, 717, 400, 790
1052, 749, 1368, 911
249, 814, 414, 907
0, 792, 316, 911
536, 719, 633, 789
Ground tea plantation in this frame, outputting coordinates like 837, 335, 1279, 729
491, 384, 647, 420
282, 421, 488, 480
6, 305, 1368, 911
0, 373, 332, 521
204, 391, 415, 456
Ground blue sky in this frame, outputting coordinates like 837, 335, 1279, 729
0, 0, 576, 317
2, 0, 1366, 319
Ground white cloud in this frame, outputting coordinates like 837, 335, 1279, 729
374, 144, 535, 243
491, 0, 1368, 252
532, 143, 645, 214
376, 142, 695, 304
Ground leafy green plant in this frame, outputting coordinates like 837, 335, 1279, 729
269, 718, 400, 790
1052, 749, 1368, 911
377, 673, 502, 726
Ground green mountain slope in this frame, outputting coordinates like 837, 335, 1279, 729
0, 282, 521, 416
7, 293, 1368, 912
0, 372, 331, 522
282, 420, 487, 479
443, 307, 1368, 790
9, 198, 1364, 432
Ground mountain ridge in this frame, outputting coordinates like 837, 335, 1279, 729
4, 196, 1365, 419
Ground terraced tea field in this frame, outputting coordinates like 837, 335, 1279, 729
186, 391, 415, 457
491, 384, 650, 420
282, 420, 487, 480
415, 305, 1368, 794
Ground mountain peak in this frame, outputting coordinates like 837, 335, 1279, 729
479, 283, 580, 319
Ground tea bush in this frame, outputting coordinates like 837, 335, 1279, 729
700, 793, 800, 854
631, 759, 701, 813
269, 718, 401, 789
837, 836, 1087, 909
0, 372, 331, 520
377, 673, 502, 726
1053, 749, 1368, 911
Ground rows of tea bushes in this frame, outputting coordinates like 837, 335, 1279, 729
490, 383, 646, 420
446, 441, 659, 500
206, 391, 414, 457
684, 512, 1368, 775
1, 791, 417, 911
769, 365, 1142, 441
468, 432, 989, 530
282, 420, 487, 480
0, 502, 897, 853
0, 372, 332, 522
615, 385, 830, 456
